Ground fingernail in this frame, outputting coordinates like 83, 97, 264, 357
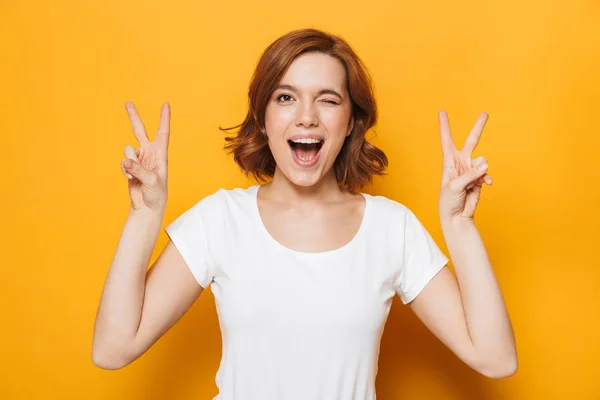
126, 173, 133, 179
479, 163, 488, 171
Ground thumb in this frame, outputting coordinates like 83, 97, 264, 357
451, 163, 488, 192
123, 158, 154, 184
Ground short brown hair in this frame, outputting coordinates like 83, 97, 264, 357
221, 28, 388, 192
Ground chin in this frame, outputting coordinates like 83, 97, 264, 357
281, 167, 327, 188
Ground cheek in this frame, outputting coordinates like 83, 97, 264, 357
321, 108, 352, 135
265, 105, 295, 131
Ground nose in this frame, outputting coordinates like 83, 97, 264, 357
295, 102, 319, 128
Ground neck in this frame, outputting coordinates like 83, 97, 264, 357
261, 167, 348, 204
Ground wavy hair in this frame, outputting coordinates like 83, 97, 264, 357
221, 28, 388, 192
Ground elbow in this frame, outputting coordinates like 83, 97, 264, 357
91, 341, 133, 370
477, 354, 518, 379
92, 353, 127, 371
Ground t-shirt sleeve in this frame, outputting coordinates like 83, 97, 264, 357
394, 209, 449, 304
164, 201, 213, 289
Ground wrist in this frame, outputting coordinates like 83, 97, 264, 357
441, 215, 476, 233
128, 205, 165, 221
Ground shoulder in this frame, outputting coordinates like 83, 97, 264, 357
168, 185, 257, 240
365, 192, 412, 222
187, 185, 258, 216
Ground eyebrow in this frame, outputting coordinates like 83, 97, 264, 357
274, 84, 344, 99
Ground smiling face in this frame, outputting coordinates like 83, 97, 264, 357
264, 52, 354, 188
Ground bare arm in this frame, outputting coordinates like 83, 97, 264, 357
92, 207, 204, 370
92, 102, 204, 369
409, 219, 517, 378
408, 111, 517, 379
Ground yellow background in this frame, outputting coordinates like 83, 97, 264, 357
2, 0, 599, 398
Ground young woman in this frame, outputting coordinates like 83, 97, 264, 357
93, 28, 517, 399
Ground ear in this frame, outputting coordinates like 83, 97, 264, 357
347, 116, 355, 137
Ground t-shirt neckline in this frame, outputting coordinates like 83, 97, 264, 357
249, 184, 371, 259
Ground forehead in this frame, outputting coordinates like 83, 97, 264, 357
278, 52, 347, 91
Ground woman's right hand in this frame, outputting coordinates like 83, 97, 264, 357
121, 102, 170, 213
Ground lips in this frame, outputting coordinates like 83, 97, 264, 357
288, 138, 324, 168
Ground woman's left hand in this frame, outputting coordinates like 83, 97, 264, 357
437, 111, 493, 223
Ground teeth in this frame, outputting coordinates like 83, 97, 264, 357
290, 138, 322, 144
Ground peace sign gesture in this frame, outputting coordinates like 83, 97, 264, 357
437, 111, 493, 223
120, 102, 170, 213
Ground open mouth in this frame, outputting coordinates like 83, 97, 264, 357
288, 138, 324, 165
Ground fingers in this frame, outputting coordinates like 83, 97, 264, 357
470, 156, 487, 169
121, 159, 132, 179
438, 110, 457, 159
156, 103, 171, 150
463, 112, 488, 157
124, 145, 139, 160
122, 158, 156, 185
125, 102, 150, 145
450, 162, 488, 193
469, 174, 492, 188
465, 156, 493, 190
121, 145, 139, 179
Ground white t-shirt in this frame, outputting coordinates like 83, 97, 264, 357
165, 185, 449, 400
